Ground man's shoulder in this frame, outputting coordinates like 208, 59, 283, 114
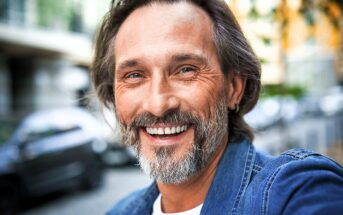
258, 147, 343, 175
246, 148, 343, 214
254, 147, 343, 193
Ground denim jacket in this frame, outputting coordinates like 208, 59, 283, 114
107, 138, 343, 215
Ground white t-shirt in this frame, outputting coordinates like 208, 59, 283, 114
152, 194, 203, 215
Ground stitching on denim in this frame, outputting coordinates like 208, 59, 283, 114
253, 164, 262, 172
281, 149, 316, 160
261, 167, 282, 215
231, 145, 255, 215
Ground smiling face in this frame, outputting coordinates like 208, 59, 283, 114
114, 2, 230, 183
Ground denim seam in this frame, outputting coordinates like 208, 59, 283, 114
281, 149, 316, 160
253, 164, 262, 172
261, 167, 282, 215
282, 153, 311, 160
231, 145, 255, 215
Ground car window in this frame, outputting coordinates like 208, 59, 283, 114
25, 126, 82, 143
0, 119, 21, 144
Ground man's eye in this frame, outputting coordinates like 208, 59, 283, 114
179, 66, 197, 75
125, 72, 143, 79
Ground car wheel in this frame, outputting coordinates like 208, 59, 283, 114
0, 179, 20, 215
82, 163, 103, 190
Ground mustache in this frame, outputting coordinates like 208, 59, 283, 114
127, 110, 203, 129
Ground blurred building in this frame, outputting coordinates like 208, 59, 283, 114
227, 0, 343, 163
0, 0, 110, 116
281, 0, 343, 95
227, 0, 343, 95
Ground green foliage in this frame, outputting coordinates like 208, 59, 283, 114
248, 0, 342, 29
299, 0, 316, 26
300, 0, 342, 28
261, 84, 306, 99
248, 6, 259, 19
258, 58, 268, 64
36, 0, 71, 29
261, 36, 272, 45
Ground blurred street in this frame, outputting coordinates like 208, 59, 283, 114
254, 114, 343, 164
20, 167, 151, 215
18, 113, 343, 215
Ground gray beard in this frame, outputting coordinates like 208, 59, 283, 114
118, 96, 228, 184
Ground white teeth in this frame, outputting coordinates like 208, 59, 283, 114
165, 127, 171, 135
146, 125, 188, 135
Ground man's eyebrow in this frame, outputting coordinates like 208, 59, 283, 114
116, 54, 208, 71
116, 59, 140, 71
170, 53, 209, 64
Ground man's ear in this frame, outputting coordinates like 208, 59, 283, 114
226, 72, 246, 110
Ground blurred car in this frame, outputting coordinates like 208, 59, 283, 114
320, 86, 343, 115
298, 95, 324, 117
244, 97, 282, 131
245, 96, 302, 131
0, 108, 107, 214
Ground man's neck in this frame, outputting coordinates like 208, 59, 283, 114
156, 137, 228, 213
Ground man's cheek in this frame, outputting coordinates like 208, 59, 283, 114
115, 104, 133, 125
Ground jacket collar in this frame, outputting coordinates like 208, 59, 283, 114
201, 138, 255, 214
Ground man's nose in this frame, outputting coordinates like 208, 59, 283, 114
142, 75, 180, 117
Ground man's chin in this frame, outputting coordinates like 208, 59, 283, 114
137, 144, 200, 184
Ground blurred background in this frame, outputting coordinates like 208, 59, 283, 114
0, 0, 342, 214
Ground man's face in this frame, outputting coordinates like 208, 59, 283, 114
114, 2, 229, 183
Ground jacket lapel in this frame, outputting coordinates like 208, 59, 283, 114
201, 139, 256, 215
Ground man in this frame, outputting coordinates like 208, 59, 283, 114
92, 0, 343, 214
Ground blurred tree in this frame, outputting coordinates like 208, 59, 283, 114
70, 1, 84, 33
36, 0, 71, 30
246, 0, 343, 84
261, 84, 306, 99
248, 0, 342, 46
36, 0, 85, 33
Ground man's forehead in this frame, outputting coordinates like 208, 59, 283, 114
117, 1, 212, 32
114, 1, 215, 66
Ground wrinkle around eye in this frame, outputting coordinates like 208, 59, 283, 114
195, 68, 223, 86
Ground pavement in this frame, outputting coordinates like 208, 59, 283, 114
20, 167, 152, 215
